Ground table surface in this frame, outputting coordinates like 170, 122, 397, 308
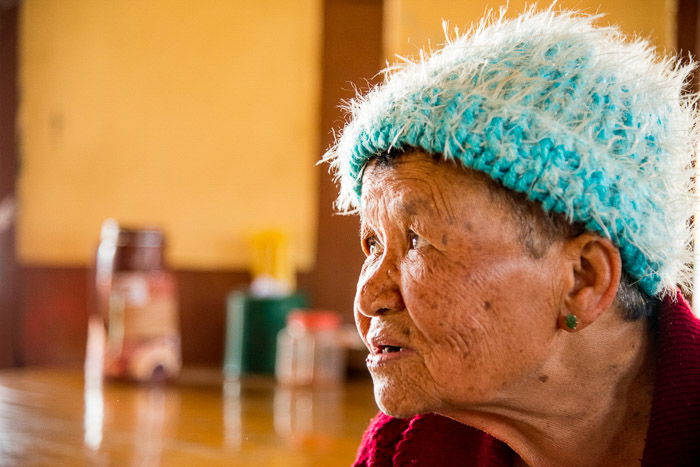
0, 367, 378, 466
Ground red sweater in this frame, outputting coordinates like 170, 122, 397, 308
354, 292, 700, 466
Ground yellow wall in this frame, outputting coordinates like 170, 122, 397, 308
385, 0, 676, 58
19, 0, 321, 270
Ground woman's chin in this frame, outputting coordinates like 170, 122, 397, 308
373, 378, 436, 419
377, 400, 419, 419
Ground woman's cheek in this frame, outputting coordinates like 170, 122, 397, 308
401, 251, 456, 292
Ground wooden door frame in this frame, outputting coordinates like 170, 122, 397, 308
0, 1, 19, 367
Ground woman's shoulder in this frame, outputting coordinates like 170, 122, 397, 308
644, 292, 700, 464
353, 412, 515, 467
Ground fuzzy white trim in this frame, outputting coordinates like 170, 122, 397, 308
324, 7, 699, 297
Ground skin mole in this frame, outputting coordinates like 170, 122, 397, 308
403, 200, 419, 217
538, 375, 549, 383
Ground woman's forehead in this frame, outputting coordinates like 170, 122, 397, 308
362, 158, 445, 210
359, 153, 493, 222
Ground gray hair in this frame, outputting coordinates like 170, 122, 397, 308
493, 178, 660, 320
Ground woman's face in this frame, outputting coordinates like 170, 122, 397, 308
356, 152, 566, 417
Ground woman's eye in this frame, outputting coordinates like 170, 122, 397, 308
408, 231, 420, 249
364, 236, 381, 256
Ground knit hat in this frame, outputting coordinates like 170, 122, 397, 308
324, 8, 698, 298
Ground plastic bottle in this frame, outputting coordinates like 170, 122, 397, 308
275, 310, 345, 386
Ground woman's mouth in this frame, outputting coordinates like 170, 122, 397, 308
366, 343, 416, 367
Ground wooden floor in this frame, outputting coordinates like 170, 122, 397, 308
0, 367, 378, 466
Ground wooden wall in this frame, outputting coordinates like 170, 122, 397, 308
13, 0, 381, 367
9, 0, 697, 368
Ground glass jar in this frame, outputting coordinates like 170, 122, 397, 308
275, 310, 345, 386
95, 220, 181, 382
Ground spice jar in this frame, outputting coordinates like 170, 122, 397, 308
275, 310, 345, 386
95, 219, 181, 382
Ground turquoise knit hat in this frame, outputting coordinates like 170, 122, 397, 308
325, 8, 698, 298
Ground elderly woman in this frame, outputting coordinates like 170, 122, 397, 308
326, 8, 700, 467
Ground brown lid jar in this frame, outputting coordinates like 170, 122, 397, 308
112, 227, 167, 272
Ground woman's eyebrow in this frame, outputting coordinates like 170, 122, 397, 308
359, 222, 371, 238
408, 216, 432, 234
359, 219, 382, 241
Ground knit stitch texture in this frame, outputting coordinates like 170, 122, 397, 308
325, 8, 698, 297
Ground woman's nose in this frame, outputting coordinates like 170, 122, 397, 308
354, 257, 405, 318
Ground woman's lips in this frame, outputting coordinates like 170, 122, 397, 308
365, 332, 416, 367
366, 346, 416, 368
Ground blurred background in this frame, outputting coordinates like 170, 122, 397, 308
0, 0, 696, 371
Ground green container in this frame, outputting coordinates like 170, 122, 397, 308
224, 292, 307, 378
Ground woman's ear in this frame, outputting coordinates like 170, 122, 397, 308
559, 232, 622, 332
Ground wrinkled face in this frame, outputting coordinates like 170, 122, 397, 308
356, 152, 566, 417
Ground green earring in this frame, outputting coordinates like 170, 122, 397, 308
565, 313, 578, 330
